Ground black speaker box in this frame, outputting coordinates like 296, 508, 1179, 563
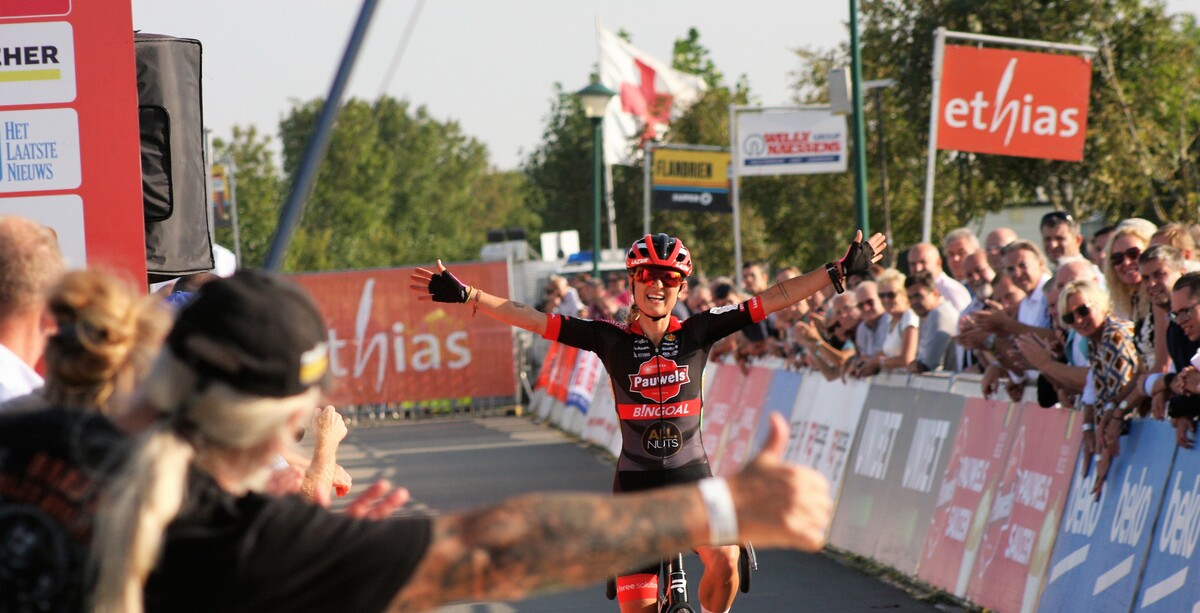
135, 33, 213, 282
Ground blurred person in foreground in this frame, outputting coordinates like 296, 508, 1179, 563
0, 215, 65, 404
0, 270, 171, 610
81, 270, 835, 613
0, 270, 368, 611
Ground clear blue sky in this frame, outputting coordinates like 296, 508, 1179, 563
130, 0, 1198, 171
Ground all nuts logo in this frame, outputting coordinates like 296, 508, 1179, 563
628, 355, 689, 403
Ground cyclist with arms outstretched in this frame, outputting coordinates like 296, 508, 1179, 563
412, 230, 885, 613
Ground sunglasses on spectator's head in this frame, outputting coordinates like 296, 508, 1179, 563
1110, 247, 1141, 266
878, 291, 896, 301
1041, 211, 1075, 225
634, 268, 684, 288
1060, 303, 1091, 326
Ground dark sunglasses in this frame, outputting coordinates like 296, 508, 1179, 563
1060, 303, 1091, 326
1169, 303, 1200, 324
1041, 211, 1075, 225
878, 291, 897, 301
1110, 247, 1141, 266
857, 299, 877, 310
634, 268, 684, 288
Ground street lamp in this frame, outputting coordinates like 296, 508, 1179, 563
576, 81, 616, 277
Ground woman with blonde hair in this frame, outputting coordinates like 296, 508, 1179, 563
0, 269, 170, 611
1057, 278, 1138, 495
874, 268, 919, 371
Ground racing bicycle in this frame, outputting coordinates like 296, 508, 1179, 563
606, 544, 757, 613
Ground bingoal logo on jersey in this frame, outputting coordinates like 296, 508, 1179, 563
629, 356, 690, 402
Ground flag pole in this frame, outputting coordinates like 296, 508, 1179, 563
920, 27, 946, 244
729, 104, 743, 278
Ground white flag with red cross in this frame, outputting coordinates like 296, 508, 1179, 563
597, 24, 708, 165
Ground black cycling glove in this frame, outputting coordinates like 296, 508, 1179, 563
428, 269, 469, 303
838, 236, 875, 277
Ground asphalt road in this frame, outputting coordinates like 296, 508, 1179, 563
332, 415, 955, 613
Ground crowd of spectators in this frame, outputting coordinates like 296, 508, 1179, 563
539, 214, 1200, 492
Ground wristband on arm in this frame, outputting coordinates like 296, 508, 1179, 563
825, 262, 844, 294
697, 478, 739, 546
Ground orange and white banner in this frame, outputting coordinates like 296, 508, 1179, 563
288, 262, 516, 405
936, 45, 1092, 161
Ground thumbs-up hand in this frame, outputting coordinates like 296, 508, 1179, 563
727, 413, 832, 551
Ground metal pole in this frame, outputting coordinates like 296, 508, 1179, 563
592, 116, 603, 277
263, 0, 380, 271
729, 104, 743, 278
921, 27, 946, 244
849, 0, 870, 235
873, 88, 892, 267
643, 140, 652, 236
225, 155, 242, 266
604, 161, 618, 252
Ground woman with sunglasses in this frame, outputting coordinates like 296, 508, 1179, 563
412, 230, 884, 613
1058, 279, 1139, 495
1104, 222, 1155, 358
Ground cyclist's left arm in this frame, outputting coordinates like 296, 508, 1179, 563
756, 231, 887, 316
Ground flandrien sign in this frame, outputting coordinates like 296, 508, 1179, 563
936, 44, 1093, 162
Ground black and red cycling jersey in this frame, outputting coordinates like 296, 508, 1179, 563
542, 297, 767, 490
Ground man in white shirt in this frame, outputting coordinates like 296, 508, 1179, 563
0, 216, 64, 404
908, 243, 972, 312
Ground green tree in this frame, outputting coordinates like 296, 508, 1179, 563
273, 96, 535, 271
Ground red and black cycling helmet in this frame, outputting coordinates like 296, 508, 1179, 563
625, 233, 693, 276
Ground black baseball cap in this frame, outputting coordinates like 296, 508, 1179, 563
166, 270, 330, 398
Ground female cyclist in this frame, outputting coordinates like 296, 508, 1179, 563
411, 230, 884, 613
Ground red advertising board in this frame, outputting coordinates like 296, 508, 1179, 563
917, 398, 1022, 595
701, 362, 744, 463
965, 404, 1082, 613
710, 365, 771, 477
937, 45, 1092, 162
288, 263, 516, 405
0, 0, 146, 281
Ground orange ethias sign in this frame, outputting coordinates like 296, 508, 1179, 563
936, 45, 1092, 162
288, 262, 516, 405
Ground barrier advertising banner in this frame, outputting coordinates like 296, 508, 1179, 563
757, 368, 802, 455
701, 362, 744, 461
709, 366, 771, 477
0, 1, 145, 278
735, 109, 848, 176
289, 263, 515, 405
830, 385, 963, 573
965, 405, 1081, 613
1134, 444, 1200, 612
784, 376, 870, 499
651, 148, 731, 212
582, 373, 621, 458
1038, 420, 1176, 613
918, 399, 1023, 595
936, 44, 1092, 162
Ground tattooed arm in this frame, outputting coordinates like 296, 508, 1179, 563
388, 414, 832, 611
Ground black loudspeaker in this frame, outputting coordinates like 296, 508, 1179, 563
135, 33, 213, 282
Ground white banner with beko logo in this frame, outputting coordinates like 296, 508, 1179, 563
735, 110, 848, 176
